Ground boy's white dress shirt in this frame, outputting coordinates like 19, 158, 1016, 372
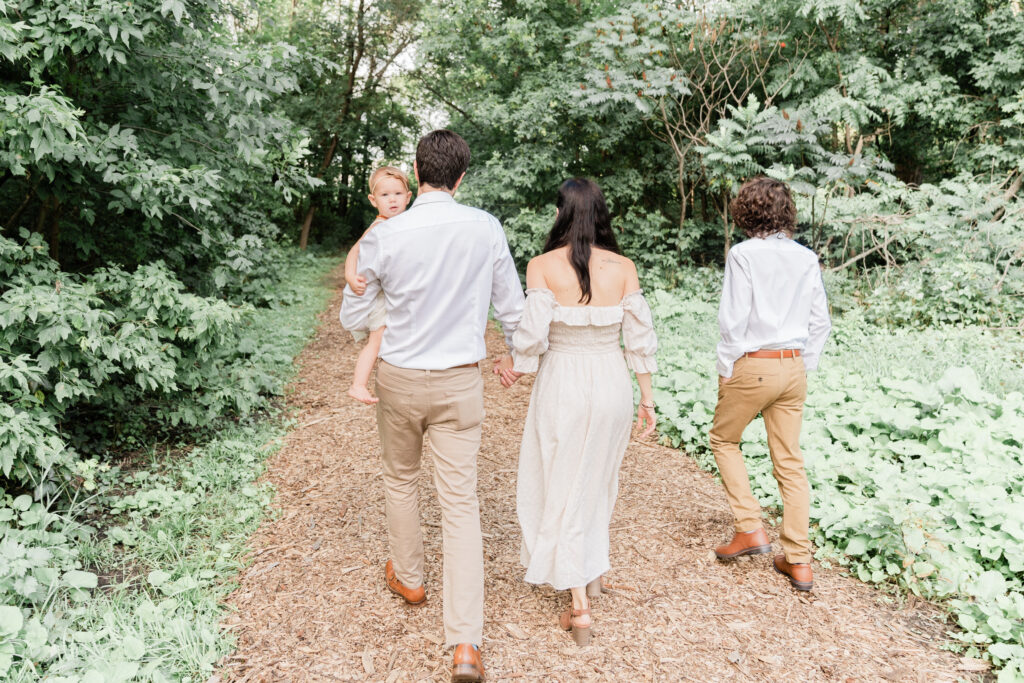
339, 191, 525, 370
716, 233, 832, 378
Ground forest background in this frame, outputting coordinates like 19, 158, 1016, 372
1, 0, 1023, 680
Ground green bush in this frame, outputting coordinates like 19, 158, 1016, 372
0, 253, 333, 681
0, 231, 330, 497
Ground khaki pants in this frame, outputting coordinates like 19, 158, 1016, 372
709, 356, 811, 563
375, 361, 485, 647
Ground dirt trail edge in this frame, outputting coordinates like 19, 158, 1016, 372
216, 267, 972, 682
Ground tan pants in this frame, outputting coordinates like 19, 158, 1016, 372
375, 361, 485, 647
709, 356, 811, 563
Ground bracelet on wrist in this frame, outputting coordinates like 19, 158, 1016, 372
640, 400, 655, 410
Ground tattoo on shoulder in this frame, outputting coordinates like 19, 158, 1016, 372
601, 257, 621, 265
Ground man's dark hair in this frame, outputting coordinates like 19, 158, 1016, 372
415, 130, 471, 190
731, 176, 797, 238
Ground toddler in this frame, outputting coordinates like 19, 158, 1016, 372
345, 166, 412, 403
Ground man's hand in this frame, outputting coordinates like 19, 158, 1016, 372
492, 355, 523, 388
346, 274, 367, 296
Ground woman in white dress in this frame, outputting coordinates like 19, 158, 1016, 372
498, 178, 658, 645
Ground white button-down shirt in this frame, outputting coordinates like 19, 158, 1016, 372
339, 191, 525, 370
717, 233, 832, 378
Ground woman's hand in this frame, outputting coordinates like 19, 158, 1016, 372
636, 403, 656, 439
492, 355, 522, 388
500, 367, 523, 388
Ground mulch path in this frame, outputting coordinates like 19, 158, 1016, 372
215, 265, 979, 682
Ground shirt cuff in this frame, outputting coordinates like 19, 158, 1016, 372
625, 352, 657, 374
802, 354, 820, 372
512, 353, 539, 373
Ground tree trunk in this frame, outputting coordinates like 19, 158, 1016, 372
675, 156, 688, 253
722, 189, 731, 261
338, 151, 353, 221
4, 179, 39, 235
299, 134, 339, 250
35, 196, 53, 238
48, 202, 62, 263
298, 0, 364, 249
993, 172, 1023, 222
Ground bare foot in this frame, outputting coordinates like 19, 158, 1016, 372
348, 385, 378, 404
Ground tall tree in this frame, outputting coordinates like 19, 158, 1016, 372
269, 0, 420, 248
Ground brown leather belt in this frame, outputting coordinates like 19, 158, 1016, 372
744, 349, 801, 359
450, 362, 480, 369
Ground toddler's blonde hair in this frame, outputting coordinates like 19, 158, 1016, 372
369, 166, 410, 196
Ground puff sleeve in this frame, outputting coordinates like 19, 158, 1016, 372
511, 288, 555, 373
621, 290, 658, 373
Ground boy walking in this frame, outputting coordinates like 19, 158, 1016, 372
709, 177, 831, 591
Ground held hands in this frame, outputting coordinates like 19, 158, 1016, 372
636, 402, 656, 439
492, 355, 523, 388
346, 274, 368, 296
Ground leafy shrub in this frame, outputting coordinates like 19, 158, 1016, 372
1, 231, 329, 497
863, 259, 1022, 328
0, 254, 332, 681
0, 424, 282, 682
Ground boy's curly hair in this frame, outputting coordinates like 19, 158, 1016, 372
730, 176, 796, 238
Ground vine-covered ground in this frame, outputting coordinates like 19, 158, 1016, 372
215, 272, 975, 682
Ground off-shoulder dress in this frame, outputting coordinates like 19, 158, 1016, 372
512, 288, 658, 590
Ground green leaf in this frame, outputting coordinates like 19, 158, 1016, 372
63, 569, 98, 589
971, 571, 1007, 601
122, 635, 146, 660
0, 606, 24, 637
147, 569, 172, 587
845, 535, 870, 556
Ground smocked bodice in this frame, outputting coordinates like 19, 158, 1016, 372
511, 288, 658, 373
547, 321, 623, 353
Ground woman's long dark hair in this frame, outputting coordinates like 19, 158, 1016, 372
542, 178, 620, 304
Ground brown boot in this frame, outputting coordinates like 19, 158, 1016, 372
384, 560, 426, 605
773, 554, 813, 591
451, 643, 484, 682
714, 527, 772, 559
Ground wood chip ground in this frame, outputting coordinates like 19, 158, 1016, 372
216, 266, 978, 682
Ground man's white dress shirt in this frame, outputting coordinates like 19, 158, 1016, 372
339, 191, 525, 370
717, 233, 832, 378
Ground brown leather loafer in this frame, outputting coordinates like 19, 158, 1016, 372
773, 554, 813, 591
714, 527, 772, 559
385, 559, 426, 605
451, 643, 484, 682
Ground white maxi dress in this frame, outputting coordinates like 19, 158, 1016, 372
512, 288, 658, 590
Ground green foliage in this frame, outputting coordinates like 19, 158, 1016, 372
423, 0, 1024, 291
804, 176, 1024, 327
417, 0, 682, 273
0, 229, 333, 494
272, 0, 420, 246
0, 0, 317, 279
0, 254, 331, 681
647, 280, 1024, 676
0, 424, 283, 682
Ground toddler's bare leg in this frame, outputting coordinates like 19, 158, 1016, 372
349, 327, 385, 404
